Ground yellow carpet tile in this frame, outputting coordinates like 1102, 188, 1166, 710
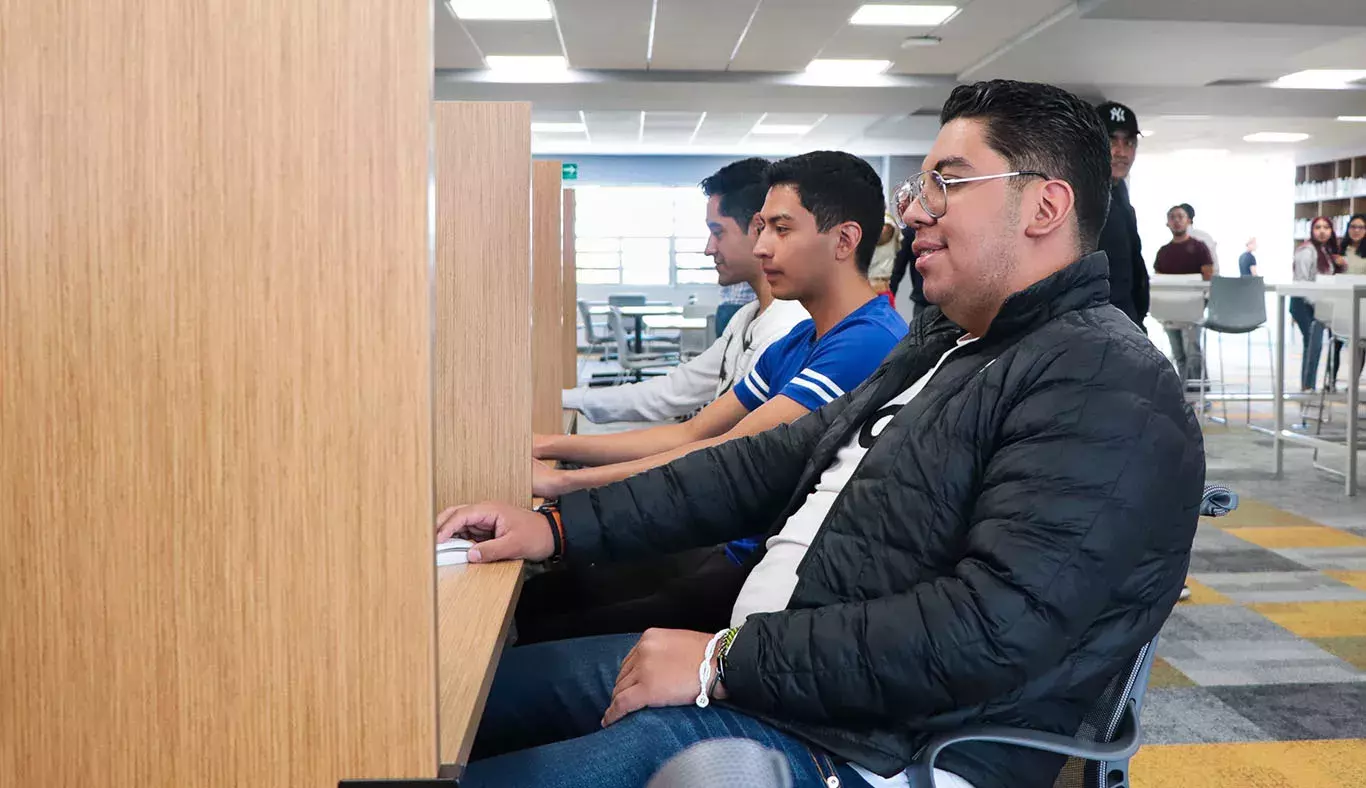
1179, 577, 1234, 605
1311, 637, 1366, 670
1225, 525, 1366, 549
1205, 499, 1321, 529
1326, 571, 1366, 592
1147, 656, 1198, 689
1250, 601, 1366, 638
1131, 740, 1366, 788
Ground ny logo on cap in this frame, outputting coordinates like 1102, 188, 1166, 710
1110, 107, 1126, 123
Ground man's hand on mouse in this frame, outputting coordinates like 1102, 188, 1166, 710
435, 502, 553, 563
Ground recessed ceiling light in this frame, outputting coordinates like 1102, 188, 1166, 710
1338, 115, 1366, 122
446, 0, 552, 21
1273, 69, 1366, 90
805, 59, 893, 82
901, 35, 942, 48
1243, 131, 1310, 143
751, 122, 814, 135
532, 122, 587, 134
1160, 115, 1212, 121
1141, 129, 1155, 136
484, 55, 569, 80
850, 4, 959, 26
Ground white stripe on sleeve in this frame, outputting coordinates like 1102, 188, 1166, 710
789, 377, 835, 405
747, 368, 771, 395
799, 368, 845, 398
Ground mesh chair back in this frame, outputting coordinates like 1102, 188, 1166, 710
606, 307, 632, 361
608, 293, 648, 307
1204, 276, 1267, 334
716, 302, 744, 336
578, 300, 601, 344
1052, 636, 1159, 788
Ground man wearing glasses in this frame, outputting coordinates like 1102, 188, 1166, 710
438, 80, 1202, 788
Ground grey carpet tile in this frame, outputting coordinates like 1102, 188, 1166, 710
1186, 548, 1311, 574
1209, 682, 1366, 741
1191, 571, 1366, 603
1269, 547, 1366, 572
1160, 605, 1302, 643
1140, 687, 1272, 745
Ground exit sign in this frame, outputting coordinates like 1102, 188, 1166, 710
561, 162, 579, 181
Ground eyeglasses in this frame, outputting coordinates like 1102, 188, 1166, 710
890, 169, 1051, 227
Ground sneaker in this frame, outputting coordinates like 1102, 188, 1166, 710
1179, 585, 1192, 601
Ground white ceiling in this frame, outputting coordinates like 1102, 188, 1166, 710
434, 0, 1366, 158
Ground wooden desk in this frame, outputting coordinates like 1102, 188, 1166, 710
437, 560, 524, 776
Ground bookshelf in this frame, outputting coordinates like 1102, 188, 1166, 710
1294, 154, 1366, 241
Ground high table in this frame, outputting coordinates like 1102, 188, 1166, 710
1272, 281, 1364, 496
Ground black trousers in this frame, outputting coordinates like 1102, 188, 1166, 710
513, 545, 749, 645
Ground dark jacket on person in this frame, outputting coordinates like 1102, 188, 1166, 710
559, 252, 1204, 788
1097, 179, 1149, 326
889, 226, 926, 310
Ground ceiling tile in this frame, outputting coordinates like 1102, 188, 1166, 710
463, 20, 564, 56
1086, 0, 1366, 26
435, 2, 486, 69
728, 0, 863, 72
816, 25, 914, 60
555, 0, 651, 69
980, 17, 1354, 87
650, 0, 760, 70
888, 0, 1070, 75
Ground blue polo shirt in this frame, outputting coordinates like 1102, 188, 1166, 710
725, 296, 907, 563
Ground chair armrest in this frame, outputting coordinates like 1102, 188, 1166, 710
904, 701, 1140, 788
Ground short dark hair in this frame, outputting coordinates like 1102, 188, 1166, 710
1180, 203, 1196, 221
760, 151, 884, 273
939, 79, 1111, 253
700, 158, 771, 231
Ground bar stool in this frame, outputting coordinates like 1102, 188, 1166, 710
1201, 276, 1271, 426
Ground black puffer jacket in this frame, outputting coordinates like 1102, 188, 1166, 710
561, 252, 1204, 788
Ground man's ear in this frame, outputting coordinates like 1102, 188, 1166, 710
1023, 180, 1075, 241
836, 221, 864, 264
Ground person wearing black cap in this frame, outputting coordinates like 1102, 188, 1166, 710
1095, 101, 1149, 330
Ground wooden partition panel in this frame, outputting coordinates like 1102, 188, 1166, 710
532, 161, 565, 434
562, 188, 580, 387
0, 3, 435, 787
432, 102, 533, 770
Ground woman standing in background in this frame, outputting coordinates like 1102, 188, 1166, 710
1339, 213, 1366, 274
1289, 217, 1344, 392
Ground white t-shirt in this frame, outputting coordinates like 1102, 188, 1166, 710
563, 299, 808, 423
728, 335, 981, 788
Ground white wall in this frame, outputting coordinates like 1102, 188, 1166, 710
1128, 151, 1296, 283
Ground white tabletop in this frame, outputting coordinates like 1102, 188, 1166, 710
1273, 281, 1366, 297
642, 315, 707, 330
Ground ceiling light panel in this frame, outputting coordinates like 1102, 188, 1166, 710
483, 55, 569, 80
1273, 70, 1366, 90
850, 4, 959, 27
446, 0, 553, 21
1337, 116, 1366, 122
532, 122, 588, 134
1243, 132, 1310, 143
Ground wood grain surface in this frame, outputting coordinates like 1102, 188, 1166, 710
562, 188, 580, 388
432, 101, 533, 769
532, 161, 565, 435
0, 2, 437, 785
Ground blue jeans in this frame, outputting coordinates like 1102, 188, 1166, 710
462, 633, 874, 788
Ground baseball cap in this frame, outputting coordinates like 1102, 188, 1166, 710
1097, 101, 1140, 137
